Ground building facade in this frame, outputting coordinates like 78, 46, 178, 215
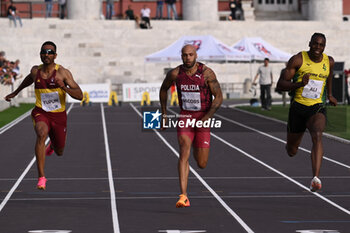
254, 0, 346, 21
0, 0, 349, 21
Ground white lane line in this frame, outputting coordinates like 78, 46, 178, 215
231, 106, 287, 125
0, 109, 32, 134
233, 106, 350, 144
166, 107, 350, 215
130, 103, 254, 233
28, 230, 72, 233
0, 104, 74, 213
0, 157, 36, 212
2, 176, 350, 181
5, 194, 350, 202
159, 230, 206, 233
211, 133, 350, 216
100, 103, 121, 233
215, 113, 350, 169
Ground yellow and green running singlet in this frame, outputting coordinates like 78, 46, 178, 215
292, 51, 329, 106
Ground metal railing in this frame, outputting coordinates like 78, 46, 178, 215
1, 1, 60, 18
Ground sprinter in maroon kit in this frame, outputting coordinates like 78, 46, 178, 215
160, 44, 223, 208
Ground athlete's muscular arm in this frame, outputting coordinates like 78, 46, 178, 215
326, 56, 337, 106
160, 67, 178, 128
57, 67, 83, 101
4, 66, 37, 102
276, 53, 309, 92
201, 67, 223, 122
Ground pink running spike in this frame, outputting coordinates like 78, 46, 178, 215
37, 177, 47, 190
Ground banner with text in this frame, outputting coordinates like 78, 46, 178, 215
122, 83, 161, 102
67, 83, 110, 103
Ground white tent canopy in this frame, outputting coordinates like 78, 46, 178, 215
145, 35, 251, 63
232, 37, 292, 62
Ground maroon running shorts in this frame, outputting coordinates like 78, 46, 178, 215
177, 110, 211, 148
31, 107, 67, 149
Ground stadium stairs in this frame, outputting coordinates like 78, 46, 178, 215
0, 17, 349, 109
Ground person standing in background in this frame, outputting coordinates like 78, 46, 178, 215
58, 0, 66, 19
165, 0, 177, 20
252, 58, 273, 110
106, 0, 114, 20
7, 1, 23, 27
45, 0, 53, 18
156, 0, 164, 20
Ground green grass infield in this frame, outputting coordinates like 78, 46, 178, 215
0, 104, 35, 128
237, 104, 350, 140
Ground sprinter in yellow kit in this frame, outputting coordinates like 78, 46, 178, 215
276, 33, 337, 192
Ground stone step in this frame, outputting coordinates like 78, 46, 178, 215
0, 18, 349, 92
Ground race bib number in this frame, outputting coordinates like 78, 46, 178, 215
41, 92, 61, 112
302, 79, 324, 99
181, 92, 201, 111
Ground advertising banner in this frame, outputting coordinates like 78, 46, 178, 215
122, 83, 161, 102
67, 83, 110, 103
